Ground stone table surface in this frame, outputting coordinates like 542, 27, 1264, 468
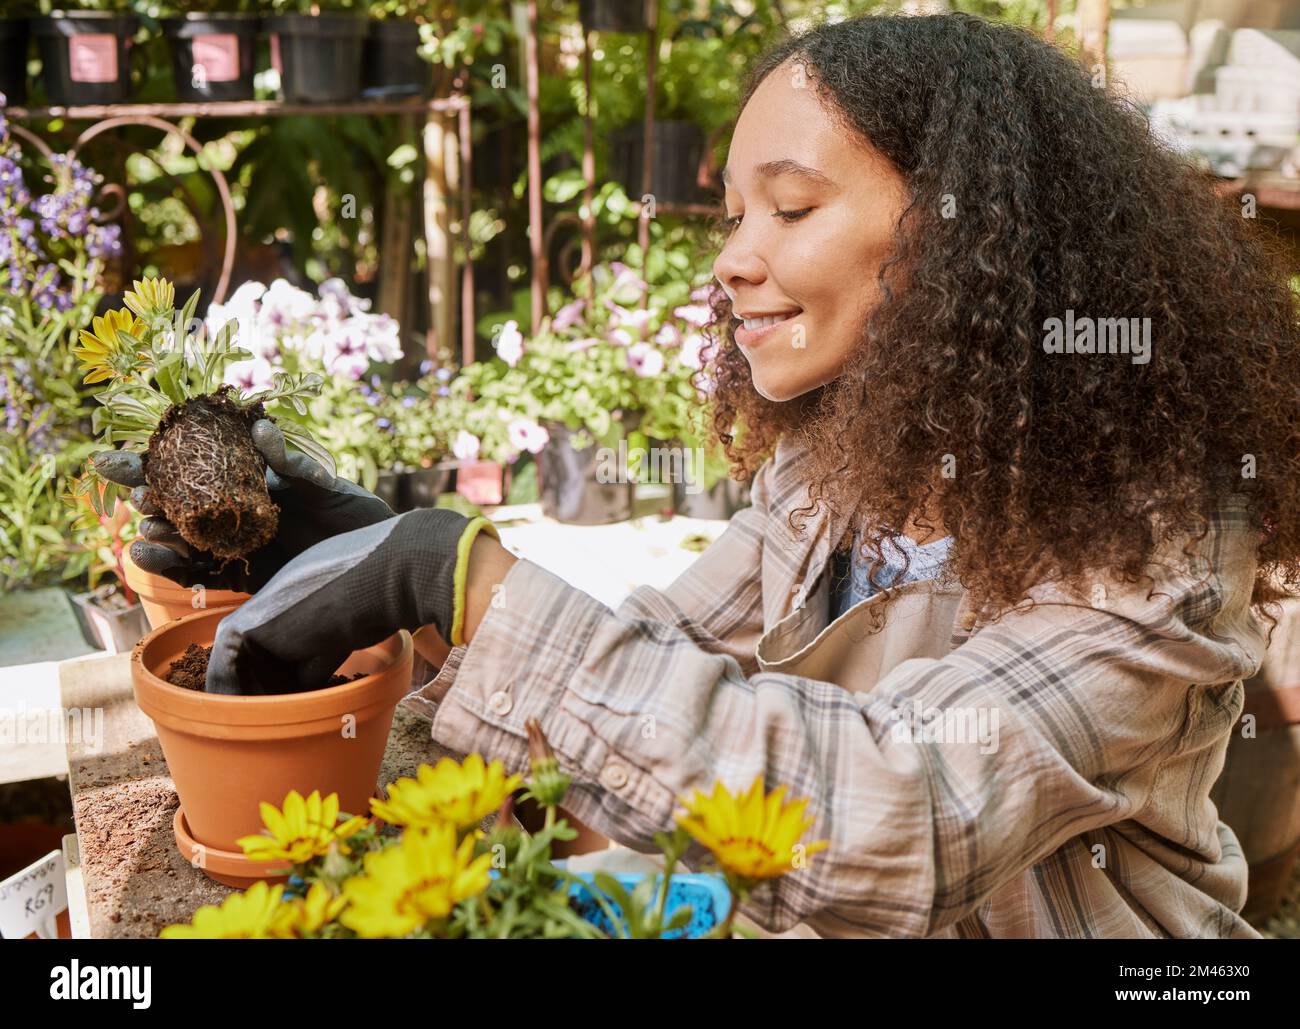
60, 652, 447, 939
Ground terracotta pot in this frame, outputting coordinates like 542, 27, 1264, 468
131, 606, 413, 889
121, 548, 250, 629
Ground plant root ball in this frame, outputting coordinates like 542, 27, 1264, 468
143, 386, 278, 562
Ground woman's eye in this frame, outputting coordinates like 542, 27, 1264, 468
722, 207, 811, 231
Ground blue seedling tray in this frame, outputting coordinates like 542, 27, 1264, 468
283, 867, 732, 939
563, 870, 730, 939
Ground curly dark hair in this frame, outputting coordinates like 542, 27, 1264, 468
699, 12, 1300, 620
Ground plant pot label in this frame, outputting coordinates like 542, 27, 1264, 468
0, 849, 67, 940
192, 35, 241, 84
457, 462, 503, 506
68, 35, 118, 84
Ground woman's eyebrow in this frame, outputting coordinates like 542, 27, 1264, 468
721, 159, 837, 189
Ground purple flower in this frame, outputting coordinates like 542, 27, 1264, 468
551, 298, 585, 330
419, 359, 434, 376
401, 395, 418, 408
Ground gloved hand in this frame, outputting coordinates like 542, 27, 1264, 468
93, 420, 394, 593
205, 508, 501, 695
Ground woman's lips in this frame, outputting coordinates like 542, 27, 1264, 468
735, 311, 801, 348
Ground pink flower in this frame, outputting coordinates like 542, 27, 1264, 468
507, 417, 549, 454
627, 341, 664, 378
608, 327, 634, 347
551, 298, 586, 330
452, 430, 481, 461
654, 323, 681, 348
495, 320, 524, 367
564, 336, 600, 353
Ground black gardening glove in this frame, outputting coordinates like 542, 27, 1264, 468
204, 508, 502, 695
93, 420, 394, 593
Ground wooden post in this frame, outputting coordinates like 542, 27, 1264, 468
1077, 0, 1110, 79
525, 0, 546, 334
639, 0, 657, 330
458, 99, 475, 369
581, 24, 595, 302
423, 103, 456, 367
378, 112, 414, 340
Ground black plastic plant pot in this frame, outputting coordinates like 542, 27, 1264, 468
579, 0, 648, 33
161, 13, 259, 103
32, 11, 138, 106
362, 18, 427, 98
265, 13, 366, 104
538, 420, 636, 526
0, 19, 29, 107
373, 468, 403, 512
610, 120, 709, 206
672, 475, 753, 521
403, 462, 455, 509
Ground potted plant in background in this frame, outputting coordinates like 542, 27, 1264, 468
158, 0, 261, 103
208, 275, 406, 506
32, 2, 139, 106
578, 0, 648, 35
362, 1, 426, 98
391, 374, 457, 508
265, 0, 368, 103
62, 475, 150, 653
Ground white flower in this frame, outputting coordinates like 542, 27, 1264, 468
679, 332, 709, 370
627, 341, 665, 378
608, 327, 634, 347
654, 323, 681, 348
673, 303, 712, 328
362, 312, 403, 364
495, 320, 524, 367
452, 430, 481, 462
224, 355, 277, 395
507, 417, 549, 454
260, 279, 316, 333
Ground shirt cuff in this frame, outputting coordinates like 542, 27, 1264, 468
428, 557, 682, 842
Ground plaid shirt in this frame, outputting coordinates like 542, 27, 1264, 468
405, 436, 1268, 938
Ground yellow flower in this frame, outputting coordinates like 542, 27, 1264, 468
74, 309, 147, 384
282, 881, 347, 936
370, 754, 522, 832
676, 775, 830, 884
122, 276, 175, 322
159, 880, 296, 939
339, 821, 492, 938
236, 789, 369, 865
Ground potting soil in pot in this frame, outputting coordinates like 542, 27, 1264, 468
164, 643, 363, 692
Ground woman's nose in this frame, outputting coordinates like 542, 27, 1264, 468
713, 231, 767, 294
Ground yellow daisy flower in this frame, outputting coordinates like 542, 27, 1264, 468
122, 276, 175, 322
370, 754, 522, 832
676, 775, 830, 884
159, 880, 296, 939
339, 821, 492, 938
282, 881, 348, 936
236, 789, 369, 865
74, 309, 148, 384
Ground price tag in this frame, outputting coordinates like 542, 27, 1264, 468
0, 850, 67, 939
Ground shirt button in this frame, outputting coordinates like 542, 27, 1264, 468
600, 763, 629, 790
487, 689, 513, 716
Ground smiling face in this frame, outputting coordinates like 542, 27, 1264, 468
713, 59, 910, 402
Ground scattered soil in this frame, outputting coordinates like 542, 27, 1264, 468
164, 643, 364, 692
142, 386, 278, 561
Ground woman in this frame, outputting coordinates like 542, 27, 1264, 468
104, 13, 1300, 938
